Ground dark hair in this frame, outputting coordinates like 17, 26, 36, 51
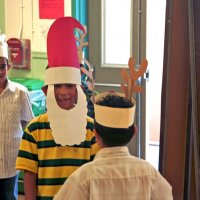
94, 94, 134, 147
0, 57, 8, 64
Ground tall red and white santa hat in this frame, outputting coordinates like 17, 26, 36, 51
45, 17, 85, 85
45, 17, 88, 146
0, 34, 8, 59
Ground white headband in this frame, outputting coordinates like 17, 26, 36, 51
44, 67, 81, 85
94, 92, 136, 128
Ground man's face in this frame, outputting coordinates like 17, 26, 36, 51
54, 83, 77, 110
0, 57, 8, 84
46, 84, 88, 145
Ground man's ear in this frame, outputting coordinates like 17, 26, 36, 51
94, 129, 99, 140
7, 64, 11, 70
42, 85, 48, 95
133, 124, 137, 137
94, 129, 103, 147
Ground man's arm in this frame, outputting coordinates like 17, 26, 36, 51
24, 171, 37, 200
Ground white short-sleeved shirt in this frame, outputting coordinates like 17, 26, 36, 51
54, 146, 173, 200
0, 80, 34, 178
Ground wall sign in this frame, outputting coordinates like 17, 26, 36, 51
39, 0, 64, 19
7, 38, 31, 70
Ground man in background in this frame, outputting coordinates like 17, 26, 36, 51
0, 33, 34, 200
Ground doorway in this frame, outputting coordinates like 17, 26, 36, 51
146, 0, 166, 169
88, 0, 166, 165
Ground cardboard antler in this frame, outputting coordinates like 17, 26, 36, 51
75, 25, 95, 102
121, 57, 148, 100
80, 58, 95, 102
75, 25, 89, 63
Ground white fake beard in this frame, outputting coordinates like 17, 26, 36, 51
46, 85, 88, 146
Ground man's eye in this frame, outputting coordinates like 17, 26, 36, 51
0, 64, 7, 70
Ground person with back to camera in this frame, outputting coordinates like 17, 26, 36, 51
15, 17, 100, 200
53, 58, 173, 200
0, 34, 34, 200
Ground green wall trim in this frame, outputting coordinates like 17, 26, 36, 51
32, 51, 47, 59
8, 51, 47, 80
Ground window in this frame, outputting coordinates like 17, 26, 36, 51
101, 0, 132, 67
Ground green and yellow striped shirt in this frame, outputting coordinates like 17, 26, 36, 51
16, 113, 100, 200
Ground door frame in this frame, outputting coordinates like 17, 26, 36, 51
88, 0, 147, 158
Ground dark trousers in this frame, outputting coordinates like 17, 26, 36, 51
0, 174, 18, 200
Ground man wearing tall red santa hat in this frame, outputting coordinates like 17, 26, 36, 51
16, 17, 100, 199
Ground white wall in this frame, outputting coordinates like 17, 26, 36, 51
5, 0, 71, 52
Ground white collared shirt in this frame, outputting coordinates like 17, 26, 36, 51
54, 146, 173, 200
0, 80, 34, 178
